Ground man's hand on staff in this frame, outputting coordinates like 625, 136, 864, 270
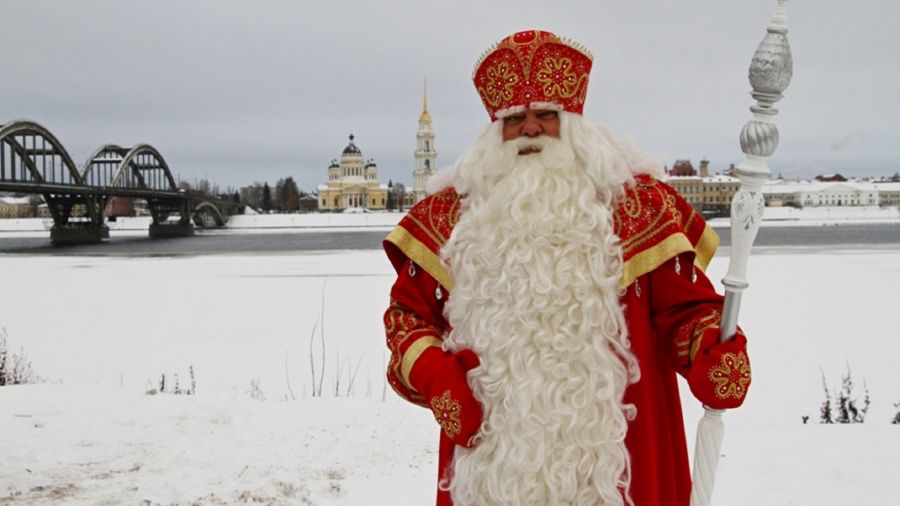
410, 347, 483, 447
686, 327, 751, 410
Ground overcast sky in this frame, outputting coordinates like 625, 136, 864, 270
2, 0, 898, 192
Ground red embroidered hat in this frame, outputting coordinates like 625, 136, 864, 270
473, 29, 593, 122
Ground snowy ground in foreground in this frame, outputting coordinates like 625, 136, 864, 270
1, 249, 899, 505
1, 386, 436, 505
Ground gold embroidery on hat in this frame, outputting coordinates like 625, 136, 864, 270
537, 57, 583, 99
479, 60, 519, 108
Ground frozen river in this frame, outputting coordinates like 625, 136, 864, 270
0, 223, 899, 255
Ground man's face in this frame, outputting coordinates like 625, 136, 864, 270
501, 109, 561, 155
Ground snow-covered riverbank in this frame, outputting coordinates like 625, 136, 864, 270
708, 205, 900, 227
1, 249, 898, 505
0, 212, 406, 236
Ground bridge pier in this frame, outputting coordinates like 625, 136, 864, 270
50, 224, 110, 245
149, 222, 195, 238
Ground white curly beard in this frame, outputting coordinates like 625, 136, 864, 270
439, 113, 651, 506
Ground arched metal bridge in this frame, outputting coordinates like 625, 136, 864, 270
0, 120, 243, 244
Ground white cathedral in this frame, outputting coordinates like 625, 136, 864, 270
317, 86, 436, 212
316, 134, 388, 211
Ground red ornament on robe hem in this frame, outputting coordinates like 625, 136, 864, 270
382, 175, 751, 506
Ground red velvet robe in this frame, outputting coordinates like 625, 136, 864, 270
382, 175, 751, 506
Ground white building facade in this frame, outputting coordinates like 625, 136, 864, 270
663, 174, 740, 216
317, 135, 388, 212
0, 196, 33, 218
797, 182, 877, 207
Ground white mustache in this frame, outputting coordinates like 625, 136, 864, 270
508, 135, 551, 154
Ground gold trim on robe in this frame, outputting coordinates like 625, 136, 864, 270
384, 175, 718, 301
384, 188, 460, 291
385, 226, 454, 291
615, 174, 719, 288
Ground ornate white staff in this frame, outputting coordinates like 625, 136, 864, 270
690, 1, 793, 505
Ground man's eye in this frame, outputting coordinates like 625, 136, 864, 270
538, 111, 558, 120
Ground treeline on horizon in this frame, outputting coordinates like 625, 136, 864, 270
180, 176, 413, 213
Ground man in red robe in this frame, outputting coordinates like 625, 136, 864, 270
383, 29, 751, 506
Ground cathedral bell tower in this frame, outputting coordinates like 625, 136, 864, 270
413, 81, 437, 203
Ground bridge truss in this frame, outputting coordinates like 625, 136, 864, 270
0, 120, 240, 243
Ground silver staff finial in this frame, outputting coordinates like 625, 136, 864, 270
691, 2, 795, 506
739, 0, 794, 179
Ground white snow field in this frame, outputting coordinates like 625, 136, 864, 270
1, 247, 898, 505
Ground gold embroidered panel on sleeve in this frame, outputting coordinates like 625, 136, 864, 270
690, 311, 721, 363
671, 309, 721, 367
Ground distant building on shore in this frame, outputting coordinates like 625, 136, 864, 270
664, 160, 900, 212
316, 85, 437, 213
0, 196, 33, 218
664, 160, 739, 217
815, 173, 848, 182
874, 182, 900, 207
316, 135, 388, 212
763, 180, 892, 207
108, 197, 136, 218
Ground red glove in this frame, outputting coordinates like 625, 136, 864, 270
687, 328, 752, 409
409, 347, 483, 447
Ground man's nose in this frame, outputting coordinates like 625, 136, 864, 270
521, 113, 543, 137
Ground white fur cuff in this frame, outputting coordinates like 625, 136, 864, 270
529, 101, 564, 111
494, 105, 526, 119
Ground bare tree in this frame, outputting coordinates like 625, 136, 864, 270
308, 280, 328, 397
285, 348, 296, 401
346, 353, 365, 397
318, 280, 327, 396
0, 328, 7, 386
308, 317, 320, 397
